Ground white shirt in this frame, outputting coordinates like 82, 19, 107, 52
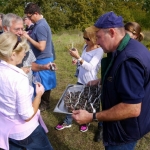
78, 46, 104, 84
0, 60, 38, 140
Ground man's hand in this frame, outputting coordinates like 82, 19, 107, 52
87, 79, 101, 86
43, 62, 57, 71
72, 109, 93, 125
31, 62, 57, 71
23, 31, 30, 39
49, 62, 57, 71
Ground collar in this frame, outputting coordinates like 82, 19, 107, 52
117, 33, 130, 52
35, 18, 45, 25
28, 23, 34, 28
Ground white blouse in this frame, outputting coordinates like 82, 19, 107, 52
77, 45, 104, 84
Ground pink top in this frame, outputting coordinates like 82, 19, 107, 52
0, 110, 48, 150
0, 60, 48, 149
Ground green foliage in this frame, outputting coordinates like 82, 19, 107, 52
0, 0, 150, 32
143, 0, 150, 12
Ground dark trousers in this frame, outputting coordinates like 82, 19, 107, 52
41, 90, 51, 106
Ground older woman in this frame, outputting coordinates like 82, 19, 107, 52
0, 32, 53, 150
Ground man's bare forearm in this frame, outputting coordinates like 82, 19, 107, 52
31, 62, 47, 71
96, 102, 141, 122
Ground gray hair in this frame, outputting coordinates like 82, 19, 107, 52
2, 13, 23, 27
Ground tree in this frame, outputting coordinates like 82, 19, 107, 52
0, 0, 148, 32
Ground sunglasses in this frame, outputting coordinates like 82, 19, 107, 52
13, 36, 22, 50
83, 37, 90, 41
27, 14, 34, 19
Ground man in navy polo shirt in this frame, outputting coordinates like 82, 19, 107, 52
72, 11, 150, 150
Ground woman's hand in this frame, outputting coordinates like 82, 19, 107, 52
35, 82, 45, 96
87, 79, 101, 86
69, 48, 80, 59
72, 59, 78, 65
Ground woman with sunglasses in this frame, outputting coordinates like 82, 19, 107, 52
55, 26, 104, 133
0, 32, 53, 150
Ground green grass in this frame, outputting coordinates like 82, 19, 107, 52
41, 30, 150, 150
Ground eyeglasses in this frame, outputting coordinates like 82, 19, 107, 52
83, 37, 90, 41
13, 36, 22, 50
27, 14, 34, 19
13, 28, 24, 32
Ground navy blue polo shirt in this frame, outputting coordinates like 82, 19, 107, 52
30, 18, 53, 59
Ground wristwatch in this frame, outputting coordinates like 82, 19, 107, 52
93, 112, 98, 122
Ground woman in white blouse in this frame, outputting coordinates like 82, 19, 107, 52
55, 26, 104, 133
0, 32, 53, 150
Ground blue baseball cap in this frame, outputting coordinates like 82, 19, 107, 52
94, 11, 124, 29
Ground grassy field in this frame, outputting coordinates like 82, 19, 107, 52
41, 30, 150, 150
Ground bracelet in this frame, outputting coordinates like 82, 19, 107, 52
78, 57, 82, 61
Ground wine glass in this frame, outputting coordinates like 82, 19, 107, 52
23, 59, 32, 69
32, 72, 41, 84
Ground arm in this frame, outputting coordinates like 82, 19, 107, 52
72, 102, 141, 124
23, 31, 46, 51
73, 59, 145, 124
25, 83, 44, 121
96, 102, 141, 121
22, 50, 56, 71
31, 62, 57, 71
81, 48, 103, 70
70, 48, 104, 71
16, 78, 44, 121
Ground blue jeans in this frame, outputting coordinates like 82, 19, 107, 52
64, 114, 73, 125
105, 141, 137, 150
9, 125, 53, 150
98, 121, 103, 127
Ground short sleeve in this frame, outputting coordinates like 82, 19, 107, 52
36, 25, 47, 41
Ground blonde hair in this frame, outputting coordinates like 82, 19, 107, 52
0, 32, 29, 61
124, 22, 144, 42
83, 26, 99, 45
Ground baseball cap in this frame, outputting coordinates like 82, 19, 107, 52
94, 11, 124, 29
